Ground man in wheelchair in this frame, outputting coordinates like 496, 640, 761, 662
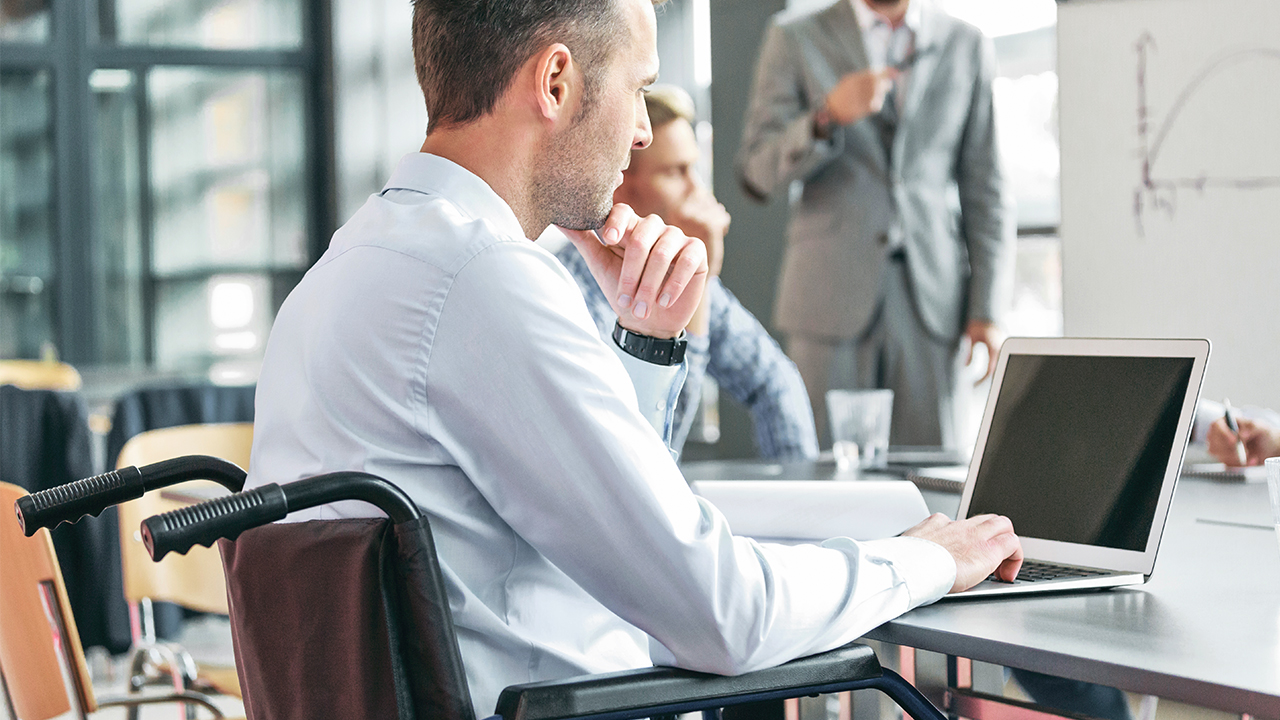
244, 0, 1024, 715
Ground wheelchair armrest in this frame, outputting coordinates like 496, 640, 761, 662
495, 642, 881, 720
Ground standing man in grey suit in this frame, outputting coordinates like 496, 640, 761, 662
737, 0, 1015, 450
741, 5, 1133, 717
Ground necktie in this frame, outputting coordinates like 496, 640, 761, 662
874, 82, 898, 165
872, 20, 904, 165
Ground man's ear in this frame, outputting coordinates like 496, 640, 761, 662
533, 43, 578, 123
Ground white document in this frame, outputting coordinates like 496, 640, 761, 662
691, 480, 930, 543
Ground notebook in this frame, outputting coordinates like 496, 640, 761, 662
903, 466, 968, 493
939, 337, 1210, 600
1180, 463, 1268, 482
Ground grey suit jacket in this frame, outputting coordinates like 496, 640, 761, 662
737, 0, 1015, 343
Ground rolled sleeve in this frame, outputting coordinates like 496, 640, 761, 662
672, 332, 712, 452
610, 343, 688, 447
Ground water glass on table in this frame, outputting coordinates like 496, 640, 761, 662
1267, 457, 1280, 554
826, 389, 894, 471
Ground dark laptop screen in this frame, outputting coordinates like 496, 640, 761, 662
966, 354, 1194, 551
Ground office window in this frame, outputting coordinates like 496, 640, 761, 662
934, 0, 1064, 448
941, 0, 1059, 231
0, 0, 332, 374
0, 0, 49, 42
105, 0, 303, 48
0, 69, 54, 358
941, 0, 1063, 341
90, 67, 146, 365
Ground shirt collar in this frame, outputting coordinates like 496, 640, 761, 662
382, 152, 528, 240
851, 0, 923, 34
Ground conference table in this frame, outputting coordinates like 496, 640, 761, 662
680, 459, 1280, 718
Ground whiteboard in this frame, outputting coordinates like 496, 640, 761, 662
1057, 0, 1280, 412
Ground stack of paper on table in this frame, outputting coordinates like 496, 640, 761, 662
690, 480, 930, 543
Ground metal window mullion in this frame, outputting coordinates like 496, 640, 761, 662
1017, 225, 1060, 237
45, 6, 330, 368
134, 66, 156, 364
0, 42, 58, 66
51, 0, 96, 363
303, 0, 336, 264
90, 46, 308, 69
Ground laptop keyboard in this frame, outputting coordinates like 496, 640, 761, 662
990, 560, 1109, 584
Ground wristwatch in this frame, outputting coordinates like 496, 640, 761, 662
611, 321, 687, 366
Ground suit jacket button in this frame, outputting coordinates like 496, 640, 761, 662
877, 232, 889, 246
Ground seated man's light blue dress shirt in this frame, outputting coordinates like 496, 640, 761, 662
247, 153, 955, 718
553, 241, 819, 461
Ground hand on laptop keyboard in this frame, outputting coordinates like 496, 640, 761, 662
902, 512, 1023, 593
988, 560, 1109, 584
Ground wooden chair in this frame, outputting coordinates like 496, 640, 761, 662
0, 359, 82, 391
0, 481, 224, 720
115, 423, 253, 701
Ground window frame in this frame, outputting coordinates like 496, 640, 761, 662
0, 0, 334, 365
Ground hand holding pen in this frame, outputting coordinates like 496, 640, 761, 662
1222, 399, 1249, 466
818, 68, 898, 128
816, 46, 934, 130
1206, 399, 1280, 467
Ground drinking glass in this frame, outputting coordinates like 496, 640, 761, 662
826, 389, 894, 471
1266, 457, 1280, 554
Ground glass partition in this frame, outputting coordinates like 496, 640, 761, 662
0, 0, 50, 42
90, 67, 147, 365
148, 66, 307, 370
101, 0, 302, 48
0, 69, 54, 359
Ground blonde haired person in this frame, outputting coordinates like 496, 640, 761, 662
555, 84, 819, 460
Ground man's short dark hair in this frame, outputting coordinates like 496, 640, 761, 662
412, 0, 627, 133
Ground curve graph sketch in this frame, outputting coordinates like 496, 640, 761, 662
1133, 32, 1280, 236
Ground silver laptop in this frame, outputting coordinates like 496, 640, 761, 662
940, 337, 1210, 599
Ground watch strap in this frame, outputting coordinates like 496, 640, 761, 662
611, 322, 687, 366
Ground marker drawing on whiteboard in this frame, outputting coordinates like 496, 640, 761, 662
1133, 32, 1280, 237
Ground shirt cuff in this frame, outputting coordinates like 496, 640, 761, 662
825, 535, 956, 608
610, 342, 687, 445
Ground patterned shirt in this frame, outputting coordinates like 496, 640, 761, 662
554, 241, 819, 460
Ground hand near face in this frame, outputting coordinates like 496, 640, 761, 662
668, 189, 730, 277
902, 512, 1023, 594
561, 203, 708, 340
1206, 416, 1280, 467
823, 68, 898, 126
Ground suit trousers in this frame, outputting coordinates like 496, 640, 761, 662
787, 255, 964, 449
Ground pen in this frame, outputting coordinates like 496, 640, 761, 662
1222, 398, 1248, 465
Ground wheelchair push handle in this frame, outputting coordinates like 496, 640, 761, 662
143, 484, 289, 560
15, 455, 247, 537
142, 471, 420, 560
